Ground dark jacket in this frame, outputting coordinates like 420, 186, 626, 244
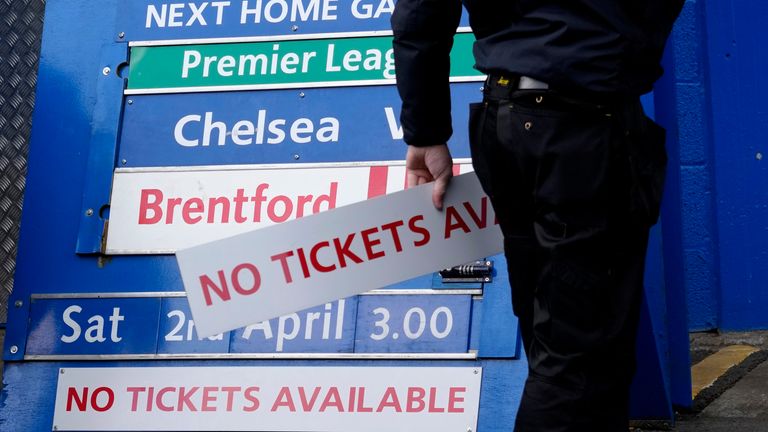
391, 0, 685, 147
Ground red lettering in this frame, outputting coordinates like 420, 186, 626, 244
409, 215, 431, 247
267, 195, 293, 223
207, 197, 231, 223
157, 387, 175, 412
127, 387, 145, 412
333, 234, 363, 268
448, 387, 466, 413
233, 189, 249, 223
376, 387, 402, 412
428, 387, 445, 413
232, 263, 261, 296
356, 387, 373, 413
221, 386, 241, 412
202, 386, 218, 412
182, 198, 204, 224
299, 387, 322, 411
296, 194, 313, 218
272, 387, 296, 412
66, 387, 88, 412
251, 184, 269, 222
147, 387, 155, 411
91, 387, 115, 413
243, 386, 260, 412
347, 387, 357, 412
444, 206, 471, 239
406, 387, 426, 413
463, 197, 489, 229
319, 387, 344, 412
138, 189, 163, 224
296, 248, 311, 278
177, 386, 199, 411
313, 182, 338, 213
381, 220, 405, 252
138, 182, 338, 226
166, 198, 182, 224
361, 227, 385, 260
310, 241, 336, 273
270, 251, 295, 283
199, 270, 230, 306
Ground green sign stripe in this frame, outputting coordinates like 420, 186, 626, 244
128, 34, 481, 91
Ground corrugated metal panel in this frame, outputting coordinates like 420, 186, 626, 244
0, 0, 44, 323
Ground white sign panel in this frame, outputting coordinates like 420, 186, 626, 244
176, 172, 503, 337
53, 366, 482, 431
106, 162, 474, 254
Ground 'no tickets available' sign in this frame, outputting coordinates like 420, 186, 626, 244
176, 172, 503, 337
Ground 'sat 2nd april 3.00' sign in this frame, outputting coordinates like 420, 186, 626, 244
25, 294, 473, 356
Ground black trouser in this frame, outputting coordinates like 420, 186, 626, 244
469, 77, 667, 431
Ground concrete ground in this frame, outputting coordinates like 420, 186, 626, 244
639, 331, 768, 432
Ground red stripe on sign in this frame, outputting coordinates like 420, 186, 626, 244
453, 164, 462, 176
367, 166, 389, 199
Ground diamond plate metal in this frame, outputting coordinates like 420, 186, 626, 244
0, 0, 45, 323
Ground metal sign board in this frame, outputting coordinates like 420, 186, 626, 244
229, 296, 358, 353
354, 294, 471, 353
24, 293, 475, 358
53, 366, 483, 431
26, 298, 162, 356
116, 1, 470, 42
106, 162, 474, 254
176, 172, 503, 337
126, 32, 480, 94
118, 84, 479, 168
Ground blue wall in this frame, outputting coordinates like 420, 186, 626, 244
670, 0, 768, 331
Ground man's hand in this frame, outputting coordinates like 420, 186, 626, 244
406, 144, 454, 210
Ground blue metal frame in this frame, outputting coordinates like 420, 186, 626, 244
1, 1, 692, 430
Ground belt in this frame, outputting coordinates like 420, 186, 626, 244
486, 74, 549, 90
484, 74, 549, 101
483, 74, 631, 113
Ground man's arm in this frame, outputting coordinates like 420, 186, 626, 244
392, 0, 462, 209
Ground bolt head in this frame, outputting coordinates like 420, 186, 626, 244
293, 154, 300, 160
127, 99, 133, 105
299, 92, 305, 98
118, 32, 125, 39
9, 346, 18, 354
757, 152, 763, 161
85, 209, 94, 217
102, 67, 111, 76
121, 159, 128, 165
14, 300, 22, 308
291, 25, 299, 32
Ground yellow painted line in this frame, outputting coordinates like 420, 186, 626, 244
691, 344, 759, 398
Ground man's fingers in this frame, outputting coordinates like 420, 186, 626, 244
407, 172, 419, 188
432, 174, 451, 210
